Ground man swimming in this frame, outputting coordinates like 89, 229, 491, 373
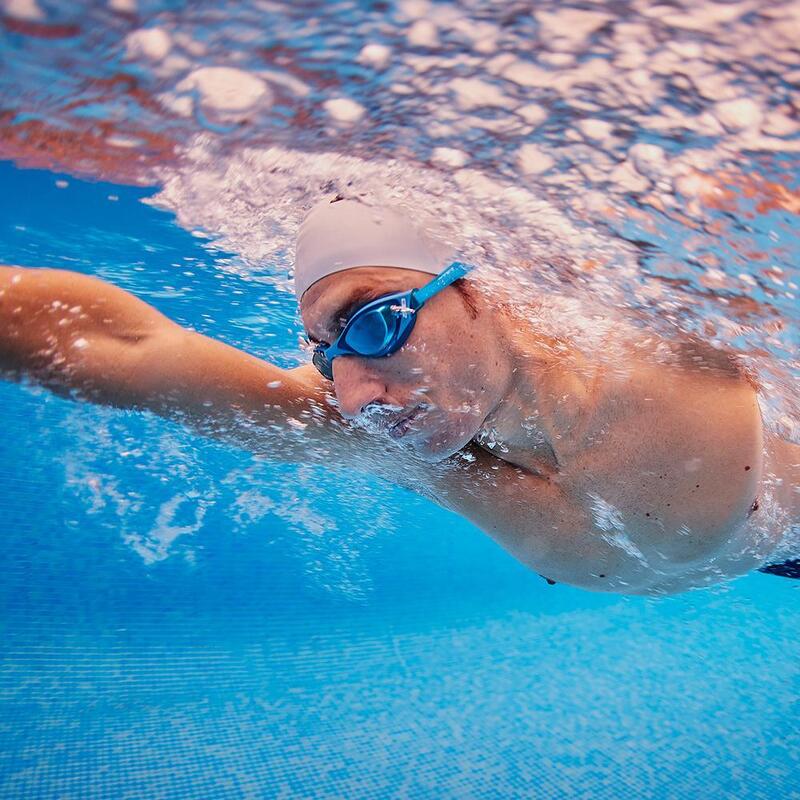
1, 197, 798, 594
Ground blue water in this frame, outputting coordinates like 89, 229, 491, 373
1, 161, 799, 799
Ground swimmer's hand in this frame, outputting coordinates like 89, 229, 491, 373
0, 266, 336, 459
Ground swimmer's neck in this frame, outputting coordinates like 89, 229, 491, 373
474, 314, 590, 474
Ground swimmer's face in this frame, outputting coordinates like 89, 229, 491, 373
300, 267, 507, 461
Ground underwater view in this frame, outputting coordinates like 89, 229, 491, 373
1, 0, 799, 797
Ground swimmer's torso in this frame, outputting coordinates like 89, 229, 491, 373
417, 336, 785, 595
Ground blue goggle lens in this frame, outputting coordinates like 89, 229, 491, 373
312, 296, 413, 380
343, 306, 397, 354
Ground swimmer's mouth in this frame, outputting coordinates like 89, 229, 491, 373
388, 405, 426, 439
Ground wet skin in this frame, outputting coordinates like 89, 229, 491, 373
1, 264, 798, 595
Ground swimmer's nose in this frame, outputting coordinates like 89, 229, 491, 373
333, 357, 387, 419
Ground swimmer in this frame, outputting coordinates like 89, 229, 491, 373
1, 197, 798, 595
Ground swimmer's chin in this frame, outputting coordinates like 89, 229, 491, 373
399, 423, 479, 463
355, 406, 482, 462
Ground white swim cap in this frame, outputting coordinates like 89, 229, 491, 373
294, 197, 453, 299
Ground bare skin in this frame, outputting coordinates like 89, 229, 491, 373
1, 264, 797, 595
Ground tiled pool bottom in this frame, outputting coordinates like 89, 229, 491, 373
1, 587, 798, 800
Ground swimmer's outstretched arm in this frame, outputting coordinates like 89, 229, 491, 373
0, 265, 346, 461
0, 266, 651, 590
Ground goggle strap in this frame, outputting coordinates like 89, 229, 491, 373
412, 261, 472, 307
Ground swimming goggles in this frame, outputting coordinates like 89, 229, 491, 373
311, 261, 472, 381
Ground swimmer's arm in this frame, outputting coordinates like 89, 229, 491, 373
0, 266, 344, 459
417, 446, 644, 593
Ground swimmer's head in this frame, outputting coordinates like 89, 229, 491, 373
296, 198, 513, 461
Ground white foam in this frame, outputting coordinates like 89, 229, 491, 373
450, 77, 507, 110
78, 0, 796, 444
257, 68, 310, 99
125, 28, 172, 62
106, 135, 142, 149
397, 0, 431, 20
577, 119, 614, 143
516, 104, 548, 127
176, 67, 271, 114
501, 60, 552, 89
407, 20, 439, 48
358, 43, 392, 70
3, 0, 43, 19
172, 31, 207, 57
323, 97, 365, 124
485, 53, 516, 76
160, 54, 192, 75
535, 9, 611, 50
714, 98, 764, 132
158, 92, 193, 118
610, 159, 651, 194
431, 147, 467, 168
667, 41, 704, 60
541, 52, 575, 68
472, 36, 498, 55
656, 1, 756, 31
517, 144, 554, 175
762, 112, 800, 138
628, 143, 668, 179
151, 140, 615, 307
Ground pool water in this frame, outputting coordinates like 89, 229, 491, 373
1, 0, 799, 796
1, 161, 799, 800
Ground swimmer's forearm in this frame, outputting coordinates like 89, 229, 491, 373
132, 327, 337, 452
